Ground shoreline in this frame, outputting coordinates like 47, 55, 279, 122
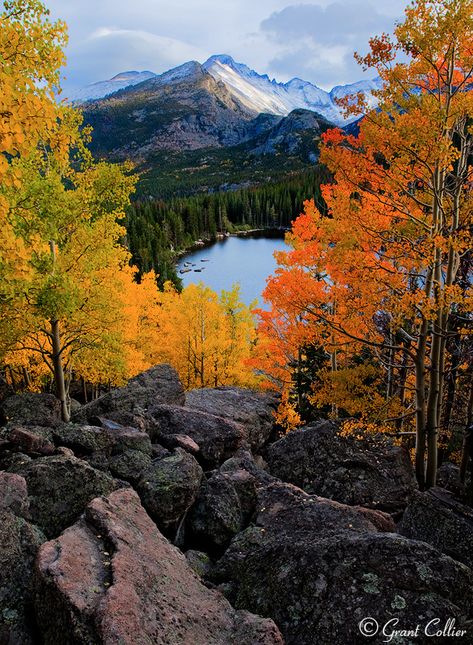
174, 227, 288, 263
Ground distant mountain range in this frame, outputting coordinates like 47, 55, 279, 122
72, 55, 379, 196
68, 54, 381, 126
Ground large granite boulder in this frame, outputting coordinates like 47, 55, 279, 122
0, 393, 62, 428
72, 364, 185, 425
136, 448, 203, 527
188, 473, 244, 550
52, 421, 152, 458
147, 404, 244, 468
216, 530, 473, 645
266, 421, 416, 514
399, 487, 473, 569
34, 488, 283, 645
186, 387, 278, 451
0, 472, 45, 644
13, 454, 118, 538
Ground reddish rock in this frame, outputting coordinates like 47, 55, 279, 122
8, 426, 55, 456
35, 488, 283, 645
0, 471, 29, 517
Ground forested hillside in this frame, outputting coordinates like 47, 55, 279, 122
126, 167, 331, 285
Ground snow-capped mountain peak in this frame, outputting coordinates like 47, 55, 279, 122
202, 55, 380, 124
68, 55, 382, 124
66, 70, 157, 103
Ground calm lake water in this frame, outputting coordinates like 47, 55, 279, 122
176, 234, 289, 307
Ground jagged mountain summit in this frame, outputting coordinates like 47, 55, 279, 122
203, 54, 381, 125
69, 54, 381, 125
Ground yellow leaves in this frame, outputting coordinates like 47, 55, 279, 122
274, 390, 302, 433
149, 282, 258, 390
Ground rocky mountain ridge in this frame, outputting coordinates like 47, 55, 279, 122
1, 364, 472, 644
69, 54, 381, 126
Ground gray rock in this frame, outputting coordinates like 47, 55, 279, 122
148, 403, 244, 467
216, 529, 473, 645
399, 487, 473, 570
137, 448, 203, 526
52, 422, 152, 457
0, 393, 62, 427
0, 505, 45, 644
186, 387, 278, 451
188, 473, 243, 550
266, 420, 416, 513
185, 549, 212, 578
34, 488, 283, 644
15, 454, 118, 538
72, 364, 185, 425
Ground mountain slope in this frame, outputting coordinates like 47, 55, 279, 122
73, 54, 381, 125
82, 62, 260, 160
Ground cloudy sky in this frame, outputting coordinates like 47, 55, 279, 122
46, 0, 407, 92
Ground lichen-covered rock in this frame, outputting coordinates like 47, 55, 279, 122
219, 450, 274, 523
0, 393, 62, 428
186, 387, 277, 451
266, 420, 416, 513
136, 448, 203, 526
107, 449, 152, 484
148, 403, 244, 468
0, 473, 45, 644
52, 422, 152, 457
15, 455, 119, 538
216, 529, 473, 645
399, 487, 473, 570
34, 488, 283, 645
185, 549, 212, 578
188, 473, 243, 550
72, 364, 185, 425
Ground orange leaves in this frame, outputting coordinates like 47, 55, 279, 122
254, 0, 473, 447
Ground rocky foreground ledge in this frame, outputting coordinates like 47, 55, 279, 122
0, 365, 472, 644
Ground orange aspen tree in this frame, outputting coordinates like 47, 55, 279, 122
257, 0, 473, 488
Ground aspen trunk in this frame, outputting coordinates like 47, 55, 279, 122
460, 379, 473, 484
49, 240, 70, 423
50, 318, 70, 422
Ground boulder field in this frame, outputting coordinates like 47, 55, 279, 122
0, 364, 472, 644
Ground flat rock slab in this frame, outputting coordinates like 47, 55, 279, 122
35, 488, 283, 645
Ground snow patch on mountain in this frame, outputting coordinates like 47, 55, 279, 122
68, 55, 382, 124
203, 54, 381, 125
66, 70, 157, 103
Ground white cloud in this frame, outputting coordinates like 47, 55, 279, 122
45, 0, 405, 91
